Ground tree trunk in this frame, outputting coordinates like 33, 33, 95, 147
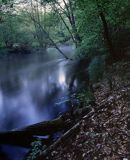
55, 0, 81, 47
68, 0, 81, 47
96, 1, 115, 60
28, 13, 70, 60
99, 11, 114, 58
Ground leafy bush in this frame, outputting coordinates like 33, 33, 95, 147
77, 90, 95, 106
26, 138, 46, 160
88, 56, 106, 83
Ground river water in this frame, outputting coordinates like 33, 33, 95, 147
0, 45, 75, 159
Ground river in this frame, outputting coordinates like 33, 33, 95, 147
0, 45, 76, 160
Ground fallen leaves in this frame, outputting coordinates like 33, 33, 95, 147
45, 61, 130, 160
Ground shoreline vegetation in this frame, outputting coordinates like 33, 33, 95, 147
0, 0, 130, 159
0, 59, 129, 160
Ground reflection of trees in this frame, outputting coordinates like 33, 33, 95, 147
31, 81, 60, 111
66, 59, 91, 92
4, 114, 21, 131
0, 76, 21, 96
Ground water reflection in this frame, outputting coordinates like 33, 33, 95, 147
0, 46, 75, 132
0, 45, 75, 160
0, 90, 3, 112
59, 67, 66, 91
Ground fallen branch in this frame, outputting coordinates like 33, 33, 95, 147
0, 115, 72, 148
37, 110, 94, 160
0, 106, 92, 148
36, 91, 129, 159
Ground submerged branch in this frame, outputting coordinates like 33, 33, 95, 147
37, 110, 94, 159
0, 115, 72, 148
0, 106, 92, 148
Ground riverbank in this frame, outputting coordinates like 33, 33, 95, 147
0, 45, 75, 61
30, 60, 130, 160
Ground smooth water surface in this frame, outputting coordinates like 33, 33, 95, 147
0, 45, 75, 131
0, 45, 75, 160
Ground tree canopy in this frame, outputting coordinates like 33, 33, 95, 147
0, 0, 129, 60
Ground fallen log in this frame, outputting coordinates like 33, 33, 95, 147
0, 135, 49, 148
37, 110, 94, 160
36, 91, 129, 159
0, 115, 72, 148
0, 106, 92, 148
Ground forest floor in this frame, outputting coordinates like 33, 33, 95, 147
36, 59, 130, 160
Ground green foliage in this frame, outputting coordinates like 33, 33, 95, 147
88, 56, 106, 83
75, 0, 104, 57
0, 0, 13, 5
0, 14, 35, 48
0, 0, 129, 56
76, 39, 107, 59
75, 0, 130, 58
26, 138, 46, 160
76, 90, 95, 106
70, 89, 95, 112
0, 0, 71, 49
